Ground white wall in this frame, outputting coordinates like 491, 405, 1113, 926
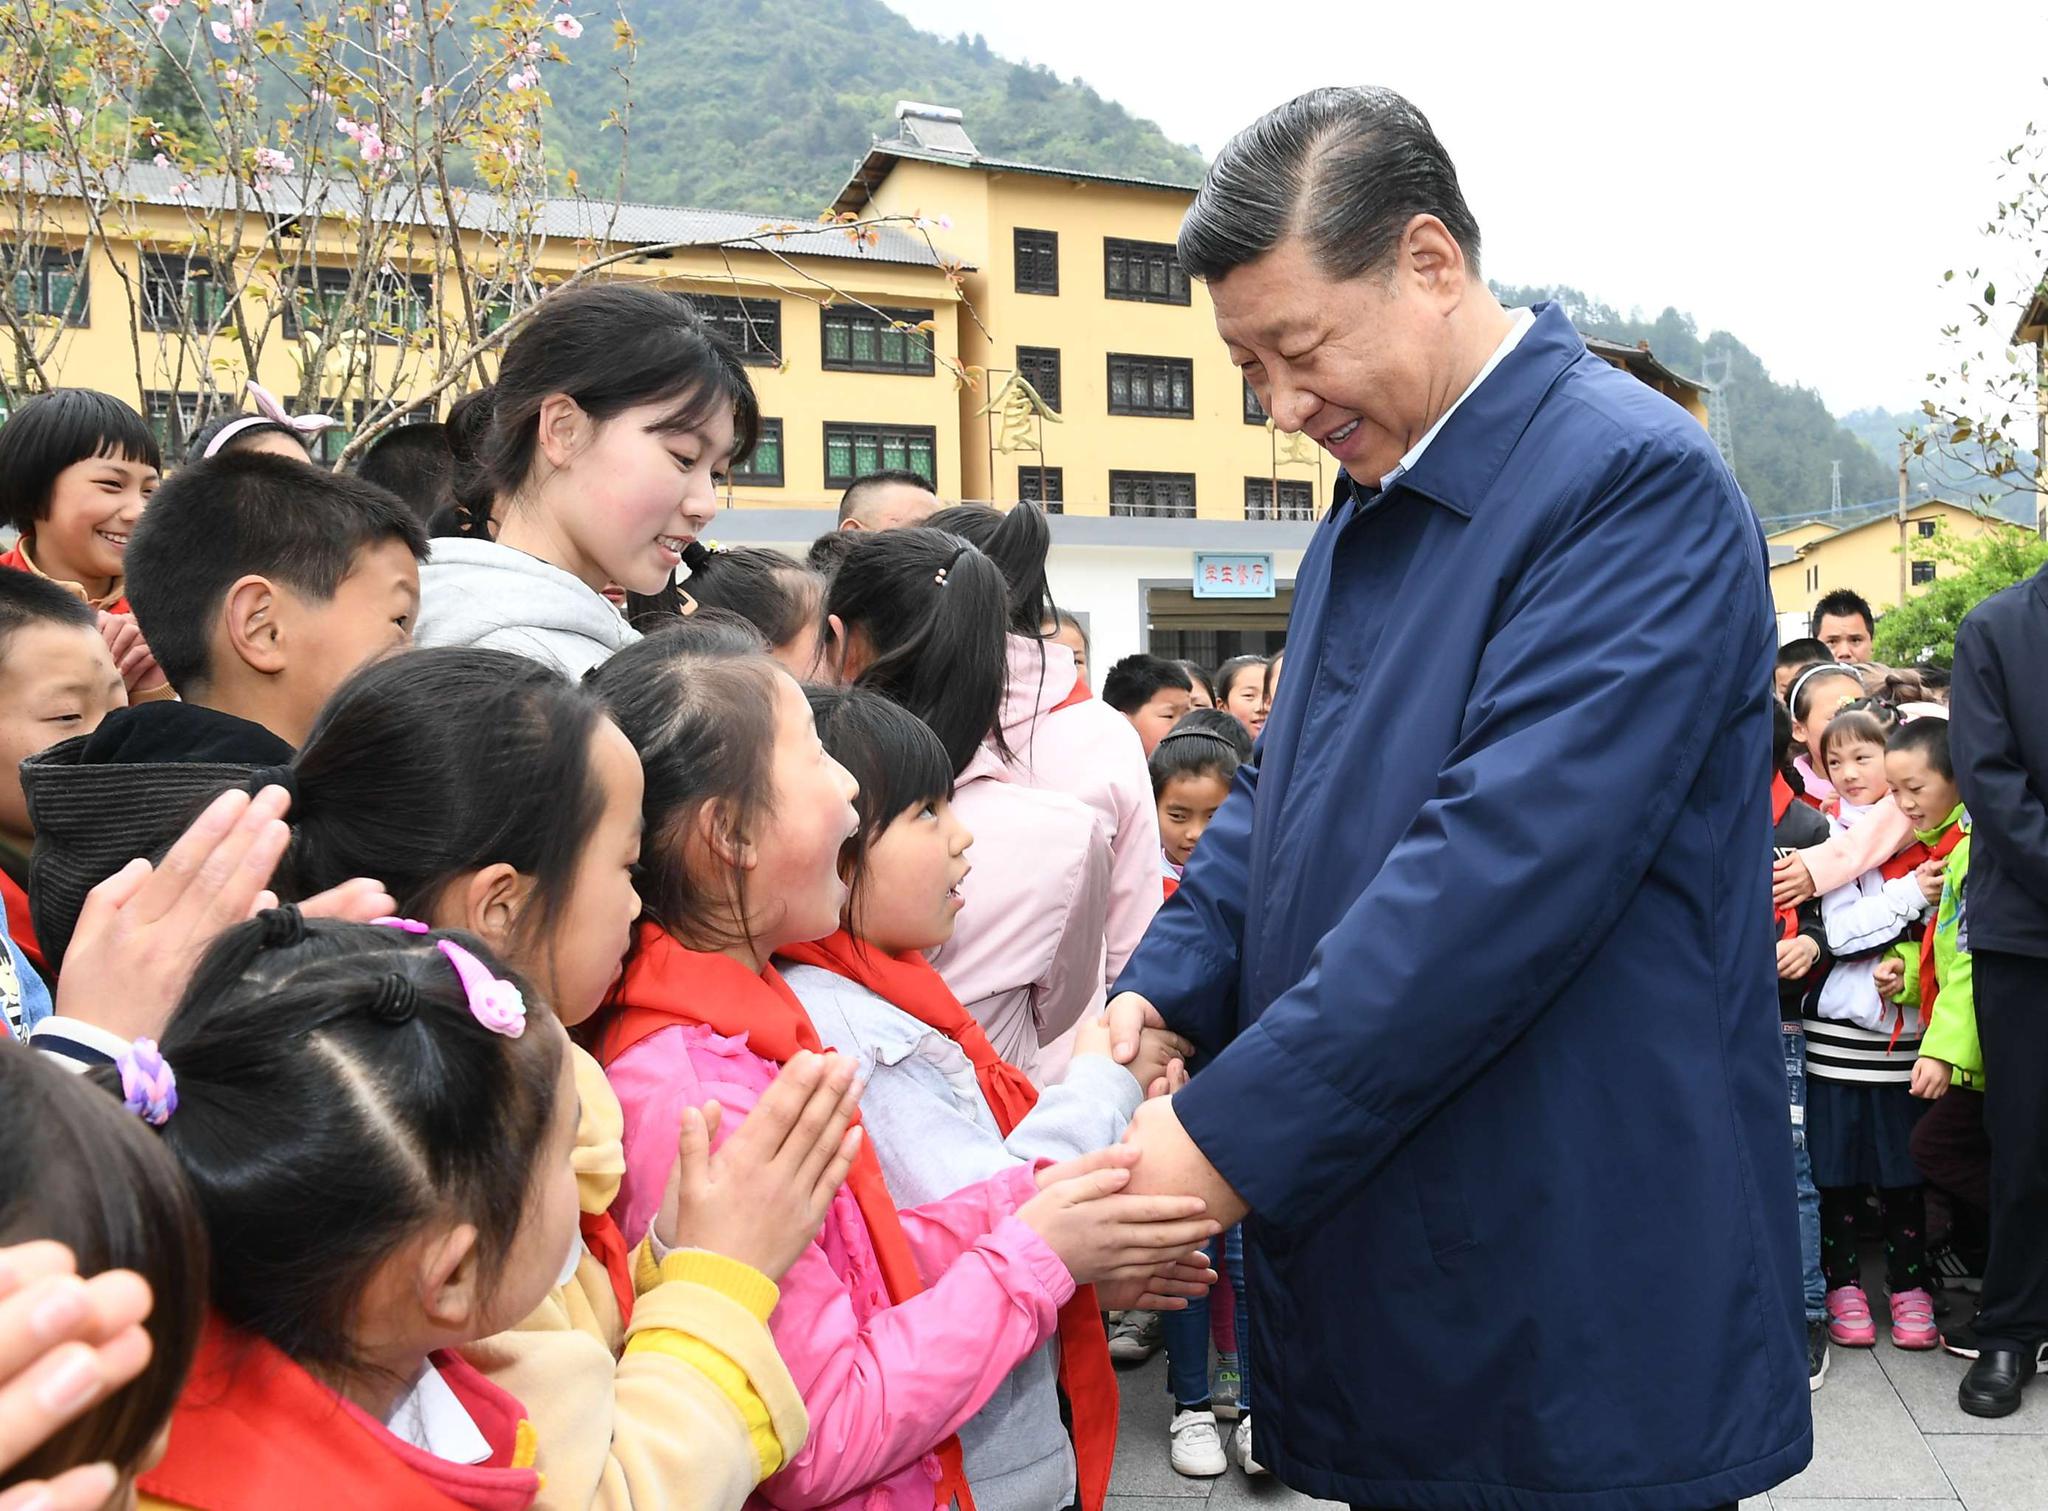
1045, 542, 1308, 683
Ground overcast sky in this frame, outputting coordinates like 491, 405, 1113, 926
881, 0, 2045, 419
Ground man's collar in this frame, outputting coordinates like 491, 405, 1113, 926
1377, 307, 1535, 493
1333, 301, 1588, 521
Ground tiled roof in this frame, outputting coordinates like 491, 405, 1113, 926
7, 157, 952, 269
832, 139, 1199, 215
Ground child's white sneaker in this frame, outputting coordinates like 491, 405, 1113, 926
1233, 1415, 1268, 1476
1169, 1409, 1227, 1477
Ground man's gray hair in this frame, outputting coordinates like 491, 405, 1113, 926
1177, 86, 1482, 283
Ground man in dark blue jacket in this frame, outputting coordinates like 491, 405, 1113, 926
1948, 560, 2048, 1417
1107, 87, 1810, 1509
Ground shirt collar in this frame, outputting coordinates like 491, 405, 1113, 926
7, 536, 124, 611
1378, 307, 1536, 493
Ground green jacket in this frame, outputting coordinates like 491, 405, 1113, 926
1893, 807, 1978, 1088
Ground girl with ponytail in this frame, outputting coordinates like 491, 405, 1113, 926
824, 528, 1113, 1079
416, 284, 761, 678
928, 503, 1162, 991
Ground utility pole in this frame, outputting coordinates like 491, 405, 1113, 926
1830, 459, 1842, 515
1897, 440, 1911, 609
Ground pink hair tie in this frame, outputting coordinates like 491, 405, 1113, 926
370, 916, 431, 933
117, 1038, 178, 1126
437, 939, 526, 1037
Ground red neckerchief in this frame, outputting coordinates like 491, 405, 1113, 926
139, 1317, 538, 1511
1048, 676, 1092, 714
1915, 821, 1966, 1030
600, 924, 976, 1511
0, 869, 44, 974
1771, 774, 1801, 941
779, 930, 1118, 1511
578, 1210, 635, 1323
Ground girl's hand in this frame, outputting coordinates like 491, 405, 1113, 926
1775, 936, 1820, 981
1128, 1027, 1193, 1098
1915, 858, 1945, 907
1872, 957, 1905, 1001
1772, 854, 1816, 909
1095, 1253, 1218, 1312
0, 1242, 154, 1507
1018, 1151, 1218, 1287
55, 787, 395, 1044
1910, 1056, 1952, 1101
95, 610, 165, 697
654, 1051, 863, 1283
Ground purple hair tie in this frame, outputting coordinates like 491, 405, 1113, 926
438, 939, 526, 1038
116, 1038, 178, 1126
371, 916, 432, 933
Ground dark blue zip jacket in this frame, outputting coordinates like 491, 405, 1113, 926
1116, 303, 1811, 1510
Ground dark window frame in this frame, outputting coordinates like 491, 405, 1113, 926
1911, 559, 1937, 585
822, 421, 939, 489
142, 388, 226, 456
1244, 476, 1316, 521
820, 304, 936, 376
1103, 236, 1189, 306
140, 254, 229, 333
1019, 465, 1063, 512
284, 267, 434, 343
1108, 469, 1196, 519
1014, 227, 1059, 295
1016, 345, 1062, 414
1107, 352, 1193, 419
733, 417, 785, 488
1916, 519, 1938, 538
4, 245, 89, 326
688, 293, 782, 365
1243, 374, 1266, 425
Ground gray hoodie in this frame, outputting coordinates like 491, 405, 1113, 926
415, 537, 639, 679
781, 961, 1144, 1511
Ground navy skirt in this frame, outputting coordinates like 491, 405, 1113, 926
1808, 1076, 1926, 1188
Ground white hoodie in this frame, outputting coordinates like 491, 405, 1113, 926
416, 538, 639, 679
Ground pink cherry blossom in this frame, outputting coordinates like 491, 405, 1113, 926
153, 152, 171, 169
148, 3, 171, 27
254, 147, 294, 173
233, 0, 254, 27
210, 19, 232, 42
551, 13, 582, 38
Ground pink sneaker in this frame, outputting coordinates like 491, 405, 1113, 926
1889, 1288, 1940, 1350
1826, 1284, 1877, 1347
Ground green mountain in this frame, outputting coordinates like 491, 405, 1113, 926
1491, 284, 1896, 522
544, 0, 1207, 212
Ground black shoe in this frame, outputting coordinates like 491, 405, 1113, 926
1959, 1343, 2048, 1418
1943, 1313, 1983, 1360
1929, 1240, 1984, 1294
1806, 1321, 1830, 1392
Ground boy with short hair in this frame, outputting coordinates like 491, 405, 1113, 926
0, 572, 127, 983
19, 453, 429, 971
1104, 654, 1194, 757
1775, 637, 1833, 698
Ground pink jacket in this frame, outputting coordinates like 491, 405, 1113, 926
930, 773, 1111, 1082
1799, 794, 1914, 895
606, 1022, 1074, 1511
984, 636, 1161, 982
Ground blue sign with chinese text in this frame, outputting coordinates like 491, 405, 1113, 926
1192, 553, 1276, 599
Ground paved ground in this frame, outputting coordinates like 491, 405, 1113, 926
1105, 1255, 2048, 1511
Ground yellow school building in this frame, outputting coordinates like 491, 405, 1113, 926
4, 108, 1709, 673
1765, 499, 2028, 630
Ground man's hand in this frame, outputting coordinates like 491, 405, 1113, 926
1106, 991, 1166, 1066
1772, 853, 1817, 908
55, 785, 395, 1042
1775, 935, 1820, 981
1120, 1095, 1248, 1227
1872, 956, 1905, 1001
1910, 1056, 1952, 1101
1074, 1010, 1191, 1097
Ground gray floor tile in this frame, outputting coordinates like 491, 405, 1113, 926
1877, 1342, 2048, 1436
1206, 1469, 1341, 1511
1771, 1500, 1960, 1509
1109, 1500, 1219, 1511
1926, 1433, 2048, 1511
1754, 1348, 1955, 1501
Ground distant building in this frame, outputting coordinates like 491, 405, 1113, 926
1765, 499, 2028, 635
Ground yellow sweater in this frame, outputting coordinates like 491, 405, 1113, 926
460, 1045, 809, 1510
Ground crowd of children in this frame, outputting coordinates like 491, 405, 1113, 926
1767, 595, 2022, 1410
0, 283, 1300, 1510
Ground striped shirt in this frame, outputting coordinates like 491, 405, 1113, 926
1801, 1012, 1921, 1084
